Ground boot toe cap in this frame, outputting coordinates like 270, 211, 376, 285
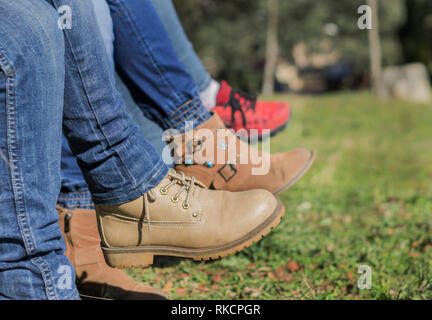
222, 189, 281, 238
271, 148, 314, 194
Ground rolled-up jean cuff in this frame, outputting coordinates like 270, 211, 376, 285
160, 96, 211, 133
57, 161, 168, 207
57, 190, 94, 210
90, 162, 169, 206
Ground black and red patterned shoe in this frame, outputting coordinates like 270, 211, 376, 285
213, 81, 291, 141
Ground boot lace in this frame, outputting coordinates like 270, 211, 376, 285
144, 169, 205, 231
224, 89, 257, 127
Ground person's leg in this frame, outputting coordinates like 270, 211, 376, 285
150, 0, 292, 139
92, 0, 167, 158
58, 0, 206, 290
68, 0, 308, 200
149, 0, 220, 112
48, 0, 284, 272
58, 138, 167, 300
150, 0, 219, 112
55, 0, 181, 299
106, 0, 211, 132
115, 73, 167, 158
0, 0, 79, 300
93, 0, 115, 65
47, 0, 168, 205
149, 0, 213, 95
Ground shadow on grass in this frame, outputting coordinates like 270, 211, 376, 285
152, 255, 220, 268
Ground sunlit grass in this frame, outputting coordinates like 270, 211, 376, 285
127, 91, 432, 300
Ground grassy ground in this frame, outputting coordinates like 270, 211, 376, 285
127, 91, 432, 300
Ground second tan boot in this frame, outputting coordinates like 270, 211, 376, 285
96, 169, 285, 268
169, 113, 314, 195
57, 206, 168, 300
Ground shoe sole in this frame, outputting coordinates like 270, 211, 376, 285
101, 199, 285, 268
272, 150, 315, 196
79, 292, 169, 300
239, 107, 292, 143
79, 294, 113, 301
239, 121, 289, 143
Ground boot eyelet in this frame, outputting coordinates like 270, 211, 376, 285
192, 212, 198, 217
183, 202, 191, 210
171, 196, 179, 203
160, 188, 168, 195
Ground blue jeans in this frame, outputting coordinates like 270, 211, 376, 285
94, 0, 212, 95
92, 0, 210, 151
0, 0, 78, 300
59, 0, 211, 197
59, 74, 171, 196
91, 0, 167, 159
150, 0, 213, 93
107, 0, 210, 130
1, 0, 201, 299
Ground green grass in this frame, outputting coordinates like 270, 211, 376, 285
127, 91, 432, 300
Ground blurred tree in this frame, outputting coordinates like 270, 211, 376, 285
262, 0, 279, 95
174, 0, 266, 92
174, 0, 407, 92
367, 0, 385, 98
399, 0, 432, 76
277, 0, 406, 75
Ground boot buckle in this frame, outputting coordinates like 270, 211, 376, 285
218, 164, 237, 182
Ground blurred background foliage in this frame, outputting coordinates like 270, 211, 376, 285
174, 0, 432, 93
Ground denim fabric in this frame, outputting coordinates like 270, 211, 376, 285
60, 0, 166, 193
59, 0, 208, 198
53, 0, 168, 205
116, 74, 168, 159
59, 75, 170, 196
1, 0, 180, 299
92, 0, 167, 159
107, 0, 211, 132
60, 136, 88, 194
57, 190, 94, 211
93, 0, 115, 66
92, 0, 165, 159
150, 0, 213, 93
0, 0, 79, 300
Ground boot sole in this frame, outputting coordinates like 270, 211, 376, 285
238, 111, 292, 143
273, 150, 315, 195
79, 292, 169, 300
101, 199, 285, 268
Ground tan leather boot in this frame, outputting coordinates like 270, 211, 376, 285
170, 113, 314, 195
96, 169, 285, 268
57, 206, 168, 300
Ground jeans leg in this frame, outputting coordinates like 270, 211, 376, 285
150, 0, 212, 93
92, 0, 115, 70
59, 0, 170, 200
91, 0, 168, 159
0, 0, 79, 300
59, 74, 170, 204
59, 74, 170, 199
107, 0, 211, 132
115, 74, 168, 160
60, 136, 89, 194
48, 0, 168, 205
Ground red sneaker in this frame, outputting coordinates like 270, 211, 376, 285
213, 81, 291, 140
